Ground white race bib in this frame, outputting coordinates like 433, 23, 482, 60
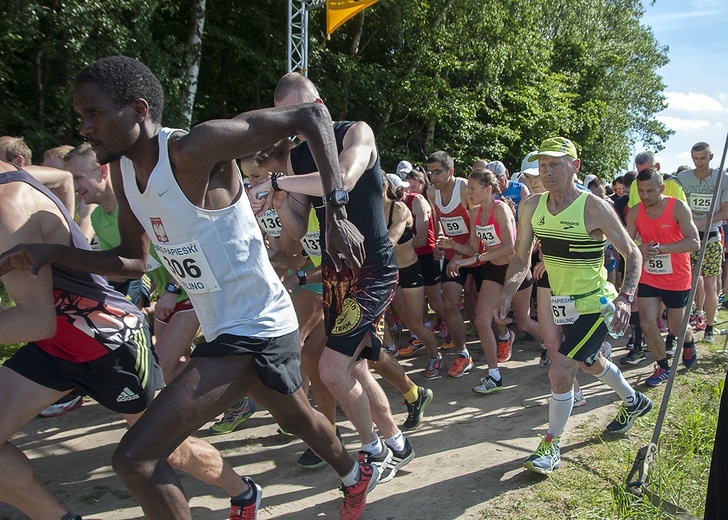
644, 253, 673, 275
440, 216, 468, 236
146, 255, 161, 272
689, 193, 712, 213
300, 230, 322, 259
154, 240, 220, 294
476, 224, 502, 247
256, 209, 282, 237
551, 295, 580, 325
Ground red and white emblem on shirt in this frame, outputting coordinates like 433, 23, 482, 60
150, 217, 169, 243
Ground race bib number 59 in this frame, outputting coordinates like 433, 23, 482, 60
440, 216, 468, 236
154, 240, 220, 293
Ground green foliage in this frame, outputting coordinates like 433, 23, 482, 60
0, 0, 670, 179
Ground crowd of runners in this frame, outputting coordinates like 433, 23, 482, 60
0, 56, 725, 519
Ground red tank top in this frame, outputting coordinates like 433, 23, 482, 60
636, 197, 691, 290
435, 178, 471, 260
405, 192, 436, 255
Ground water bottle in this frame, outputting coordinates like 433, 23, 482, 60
599, 296, 623, 339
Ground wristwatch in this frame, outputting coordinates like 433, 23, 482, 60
296, 269, 307, 286
618, 292, 634, 304
271, 172, 285, 192
165, 282, 182, 294
323, 188, 349, 206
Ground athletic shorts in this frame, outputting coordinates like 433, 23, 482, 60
399, 261, 424, 289
417, 252, 442, 286
4, 325, 163, 414
192, 330, 302, 395
537, 270, 550, 289
472, 262, 533, 292
155, 298, 195, 325
441, 258, 474, 286
637, 283, 690, 309
322, 248, 398, 362
691, 233, 722, 277
559, 313, 608, 366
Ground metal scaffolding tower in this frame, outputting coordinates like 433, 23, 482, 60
287, 0, 325, 76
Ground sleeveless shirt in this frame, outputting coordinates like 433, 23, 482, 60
434, 177, 471, 260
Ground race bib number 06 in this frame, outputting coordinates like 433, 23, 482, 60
154, 240, 220, 293
551, 295, 579, 325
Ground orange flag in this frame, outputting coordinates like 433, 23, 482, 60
326, 0, 379, 35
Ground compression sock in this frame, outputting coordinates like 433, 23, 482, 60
597, 360, 637, 406
548, 389, 574, 438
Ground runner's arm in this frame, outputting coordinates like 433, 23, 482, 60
410, 194, 431, 251
666, 199, 700, 254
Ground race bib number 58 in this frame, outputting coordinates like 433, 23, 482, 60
154, 240, 220, 293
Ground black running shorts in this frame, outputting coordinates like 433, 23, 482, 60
559, 313, 609, 366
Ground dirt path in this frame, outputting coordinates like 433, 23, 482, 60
1, 333, 637, 520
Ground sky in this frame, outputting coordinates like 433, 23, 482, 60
636, 0, 728, 174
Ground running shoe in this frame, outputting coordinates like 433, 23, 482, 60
606, 392, 653, 433
703, 330, 715, 345
398, 338, 424, 358
437, 320, 449, 339
384, 344, 399, 357
403, 387, 433, 430
379, 439, 415, 483
573, 389, 587, 408
440, 334, 456, 350
473, 375, 503, 394
539, 347, 550, 368
358, 444, 393, 479
683, 342, 698, 368
339, 463, 378, 520
496, 330, 515, 363
298, 427, 345, 469
665, 335, 676, 358
645, 365, 669, 387
423, 355, 443, 378
657, 317, 668, 333
466, 323, 478, 336
210, 397, 256, 435
230, 476, 262, 520
600, 341, 613, 362
694, 313, 707, 331
39, 395, 83, 418
523, 436, 561, 474
447, 353, 473, 378
620, 348, 646, 366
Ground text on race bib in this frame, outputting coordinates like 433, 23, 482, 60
301, 230, 322, 258
153, 240, 220, 294
440, 216, 468, 236
257, 209, 282, 237
475, 224, 502, 247
551, 295, 580, 325
146, 255, 161, 272
688, 193, 712, 213
644, 253, 673, 275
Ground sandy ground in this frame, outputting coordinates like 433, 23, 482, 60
1, 332, 642, 520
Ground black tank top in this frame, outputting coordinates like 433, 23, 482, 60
387, 201, 414, 245
290, 121, 390, 259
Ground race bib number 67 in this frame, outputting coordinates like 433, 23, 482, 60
154, 240, 220, 293
551, 295, 579, 325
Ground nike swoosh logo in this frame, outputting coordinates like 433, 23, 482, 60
158, 188, 170, 197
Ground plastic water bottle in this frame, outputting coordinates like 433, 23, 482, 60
599, 296, 623, 339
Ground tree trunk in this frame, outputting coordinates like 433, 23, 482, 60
182, 0, 207, 128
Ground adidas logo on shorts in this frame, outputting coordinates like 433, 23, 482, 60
116, 387, 140, 403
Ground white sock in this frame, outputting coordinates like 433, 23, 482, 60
340, 462, 360, 487
548, 389, 574, 438
458, 348, 469, 358
596, 361, 637, 406
385, 431, 405, 452
361, 436, 383, 455
499, 333, 510, 342
488, 368, 501, 380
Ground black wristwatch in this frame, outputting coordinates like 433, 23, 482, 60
271, 172, 285, 192
323, 188, 349, 206
165, 282, 182, 294
296, 269, 307, 286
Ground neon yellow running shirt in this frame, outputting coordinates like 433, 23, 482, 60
532, 192, 617, 314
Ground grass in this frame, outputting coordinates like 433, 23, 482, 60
478, 312, 727, 520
